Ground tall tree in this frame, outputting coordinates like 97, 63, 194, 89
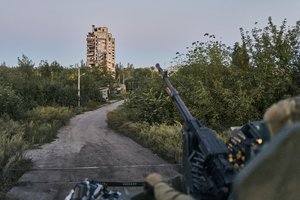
17, 54, 34, 79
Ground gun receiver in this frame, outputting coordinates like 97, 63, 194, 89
156, 64, 235, 200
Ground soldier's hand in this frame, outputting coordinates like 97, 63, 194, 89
144, 173, 163, 197
145, 173, 163, 186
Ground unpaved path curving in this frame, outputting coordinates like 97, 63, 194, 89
8, 101, 179, 200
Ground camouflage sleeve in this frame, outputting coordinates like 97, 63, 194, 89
264, 96, 300, 136
154, 182, 194, 200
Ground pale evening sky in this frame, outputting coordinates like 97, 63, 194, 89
0, 0, 299, 68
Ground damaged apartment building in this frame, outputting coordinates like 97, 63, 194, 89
86, 25, 115, 75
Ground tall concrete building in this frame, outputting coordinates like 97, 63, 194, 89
86, 25, 115, 74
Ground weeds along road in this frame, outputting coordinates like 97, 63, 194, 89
8, 101, 179, 200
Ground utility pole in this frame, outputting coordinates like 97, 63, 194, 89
78, 66, 81, 107
77, 64, 86, 107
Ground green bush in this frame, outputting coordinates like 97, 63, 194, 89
24, 106, 75, 144
0, 117, 27, 167
139, 123, 182, 163
107, 105, 130, 129
0, 85, 27, 119
0, 106, 77, 195
83, 102, 104, 111
27, 106, 74, 124
107, 107, 182, 163
119, 122, 148, 139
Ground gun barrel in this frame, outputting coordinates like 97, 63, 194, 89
156, 63, 235, 199
155, 63, 194, 123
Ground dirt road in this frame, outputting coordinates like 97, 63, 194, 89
8, 101, 179, 200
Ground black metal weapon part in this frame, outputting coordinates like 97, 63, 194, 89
156, 64, 236, 200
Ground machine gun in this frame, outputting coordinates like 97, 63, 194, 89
156, 64, 236, 200
227, 121, 269, 169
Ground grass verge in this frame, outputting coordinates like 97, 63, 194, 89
107, 105, 182, 163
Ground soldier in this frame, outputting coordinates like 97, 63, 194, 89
233, 95, 300, 200
145, 96, 300, 200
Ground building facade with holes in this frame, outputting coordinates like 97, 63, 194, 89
86, 26, 115, 75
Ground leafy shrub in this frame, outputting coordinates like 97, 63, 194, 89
0, 85, 26, 119
27, 106, 74, 125
25, 106, 75, 144
107, 107, 182, 163
139, 123, 182, 163
123, 73, 179, 125
83, 101, 104, 111
119, 122, 148, 139
0, 117, 28, 182
107, 105, 130, 129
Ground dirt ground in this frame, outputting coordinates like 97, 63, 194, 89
7, 101, 179, 200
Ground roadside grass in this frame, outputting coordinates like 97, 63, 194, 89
107, 103, 231, 164
138, 123, 182, 163
107, 105, 182, 163
0, 116, 29, 196
0, 159, 31, 198
0, 102, 105, 198
24, 106, 75, 145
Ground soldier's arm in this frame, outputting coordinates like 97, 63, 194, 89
154, 182, 194, 200
264, 96, 300, 136
145, 173, 194, 200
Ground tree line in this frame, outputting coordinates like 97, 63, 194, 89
0, 56, 116, 120
0, 56, 117, 195
118, 17, 300, 133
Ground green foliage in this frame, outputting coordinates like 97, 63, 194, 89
24, 106, 74, 144
0, 57, 116, 109
139, 123, 182, 162
0, 85, 26, 119
107, 105, 131, 129
0, 106, 76, 195
0, 55, 115, 195
108, 18, 300, 164
17, 54, 34, 79
123, 68, 178, 124
0, 159, 31, 198
115, 63, 135, 84
237, 17, 300, 108
169, 18, 300, 131
185, 34, 231, 67
27, 106, 74, 125
0, 116, 30, 197
107, 106, 182, 163
0, 117, 27, 170
0, 106, 74, 175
